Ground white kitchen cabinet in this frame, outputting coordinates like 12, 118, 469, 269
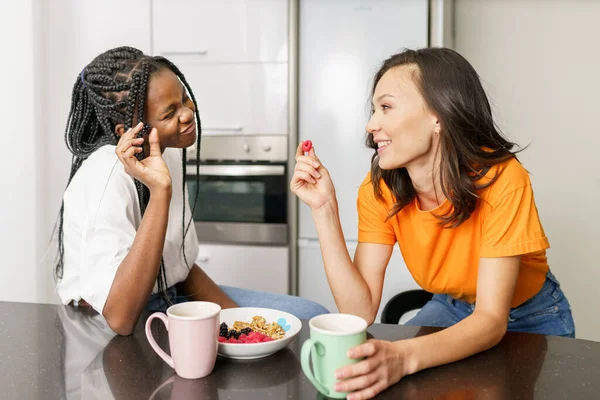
298, 239, 420, 323
197, 244, 289, 294
152, 0, 288, 63
178, 62, 288, 136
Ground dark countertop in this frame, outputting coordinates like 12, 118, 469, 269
1, 302, 599, 399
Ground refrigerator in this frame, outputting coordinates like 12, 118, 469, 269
297, 0, 454, 322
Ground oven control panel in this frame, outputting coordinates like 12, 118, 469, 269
186, 135, 288, 162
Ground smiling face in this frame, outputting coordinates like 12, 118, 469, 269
366, 65, 440, 171
143, 67, 197, 150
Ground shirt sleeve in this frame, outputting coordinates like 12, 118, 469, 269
357, 174, 396, 245
480, 182, 549, 258
79, 171, 139, 315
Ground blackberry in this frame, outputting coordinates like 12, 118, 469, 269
219, 322, 229, 338
228, 329, 240, 339
240, 327, 252, 335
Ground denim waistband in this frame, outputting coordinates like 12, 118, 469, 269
146, 286, 178, 312
440, 270, 559, 312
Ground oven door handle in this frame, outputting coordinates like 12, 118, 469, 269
186, 165, 285, 177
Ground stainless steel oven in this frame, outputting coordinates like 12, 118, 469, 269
185, 135, 288, 245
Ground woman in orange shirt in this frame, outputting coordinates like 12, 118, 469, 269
291, 48, 574, 400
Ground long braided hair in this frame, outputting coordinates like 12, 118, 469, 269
55, 47, 201, 305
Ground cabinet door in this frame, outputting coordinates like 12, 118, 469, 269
196, 244, 289, 294
178, 62, 288, 136
152, 0, 287, 62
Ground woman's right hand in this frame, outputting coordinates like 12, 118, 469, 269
290, 142, 336, 210
116, 122, 172, 193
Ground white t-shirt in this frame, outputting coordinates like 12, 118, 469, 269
57, 145, 199, 314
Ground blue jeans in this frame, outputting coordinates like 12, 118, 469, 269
404, 271, 575, 337
146, 285, 329, 320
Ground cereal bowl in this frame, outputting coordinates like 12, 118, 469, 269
218, 307, 302, 360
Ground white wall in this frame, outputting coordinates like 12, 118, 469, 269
0, 1, 151, 305
0, 1, 52, 303
41, 1, 151, 304
455, 0, 600, 341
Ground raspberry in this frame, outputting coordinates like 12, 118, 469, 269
219, 328, 276, 344
302, 140, 312, 153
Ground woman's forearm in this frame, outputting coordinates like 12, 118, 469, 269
103, 187, 172, 335
401, 310, 507, 375
312, 199, 377, 323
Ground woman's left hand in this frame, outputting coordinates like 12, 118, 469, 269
334, 339, 408, 400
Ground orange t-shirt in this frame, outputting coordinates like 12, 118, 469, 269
357, 157, 549, 308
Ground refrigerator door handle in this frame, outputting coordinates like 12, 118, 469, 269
429, 0, 455, 48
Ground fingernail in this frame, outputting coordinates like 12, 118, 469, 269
311, 178, 317, 184
312, 161, 320, 168
335, 372, 343, 379
316, 172, 321, 178
347, 351, 354, 358
334, 384, 341, 391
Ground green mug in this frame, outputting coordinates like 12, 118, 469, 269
301, 313, 368, 399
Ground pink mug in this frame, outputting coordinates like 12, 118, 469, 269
145, 301, 221, 379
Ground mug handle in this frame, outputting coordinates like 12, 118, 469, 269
145, 312, 174, 368
301, 338, 330, 397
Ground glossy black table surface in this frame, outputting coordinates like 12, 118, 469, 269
1, 302, 598, 399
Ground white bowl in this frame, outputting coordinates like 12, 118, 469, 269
218, 307, 302, 360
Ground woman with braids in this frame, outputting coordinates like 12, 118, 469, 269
55, 46, 328, 336
291, 48, 574, 399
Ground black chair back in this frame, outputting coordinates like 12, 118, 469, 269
381, 289, 433, 324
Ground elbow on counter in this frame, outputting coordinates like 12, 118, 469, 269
337, 306, 377, 326
365, 314, 376, 326
363, 305, 379, 326
105, 315, 136, 336
479, 311, 509, 349
103, 306, 137, 336
490, 323, 508, 347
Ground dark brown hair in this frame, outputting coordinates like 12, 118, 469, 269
366, 48, 520, 227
